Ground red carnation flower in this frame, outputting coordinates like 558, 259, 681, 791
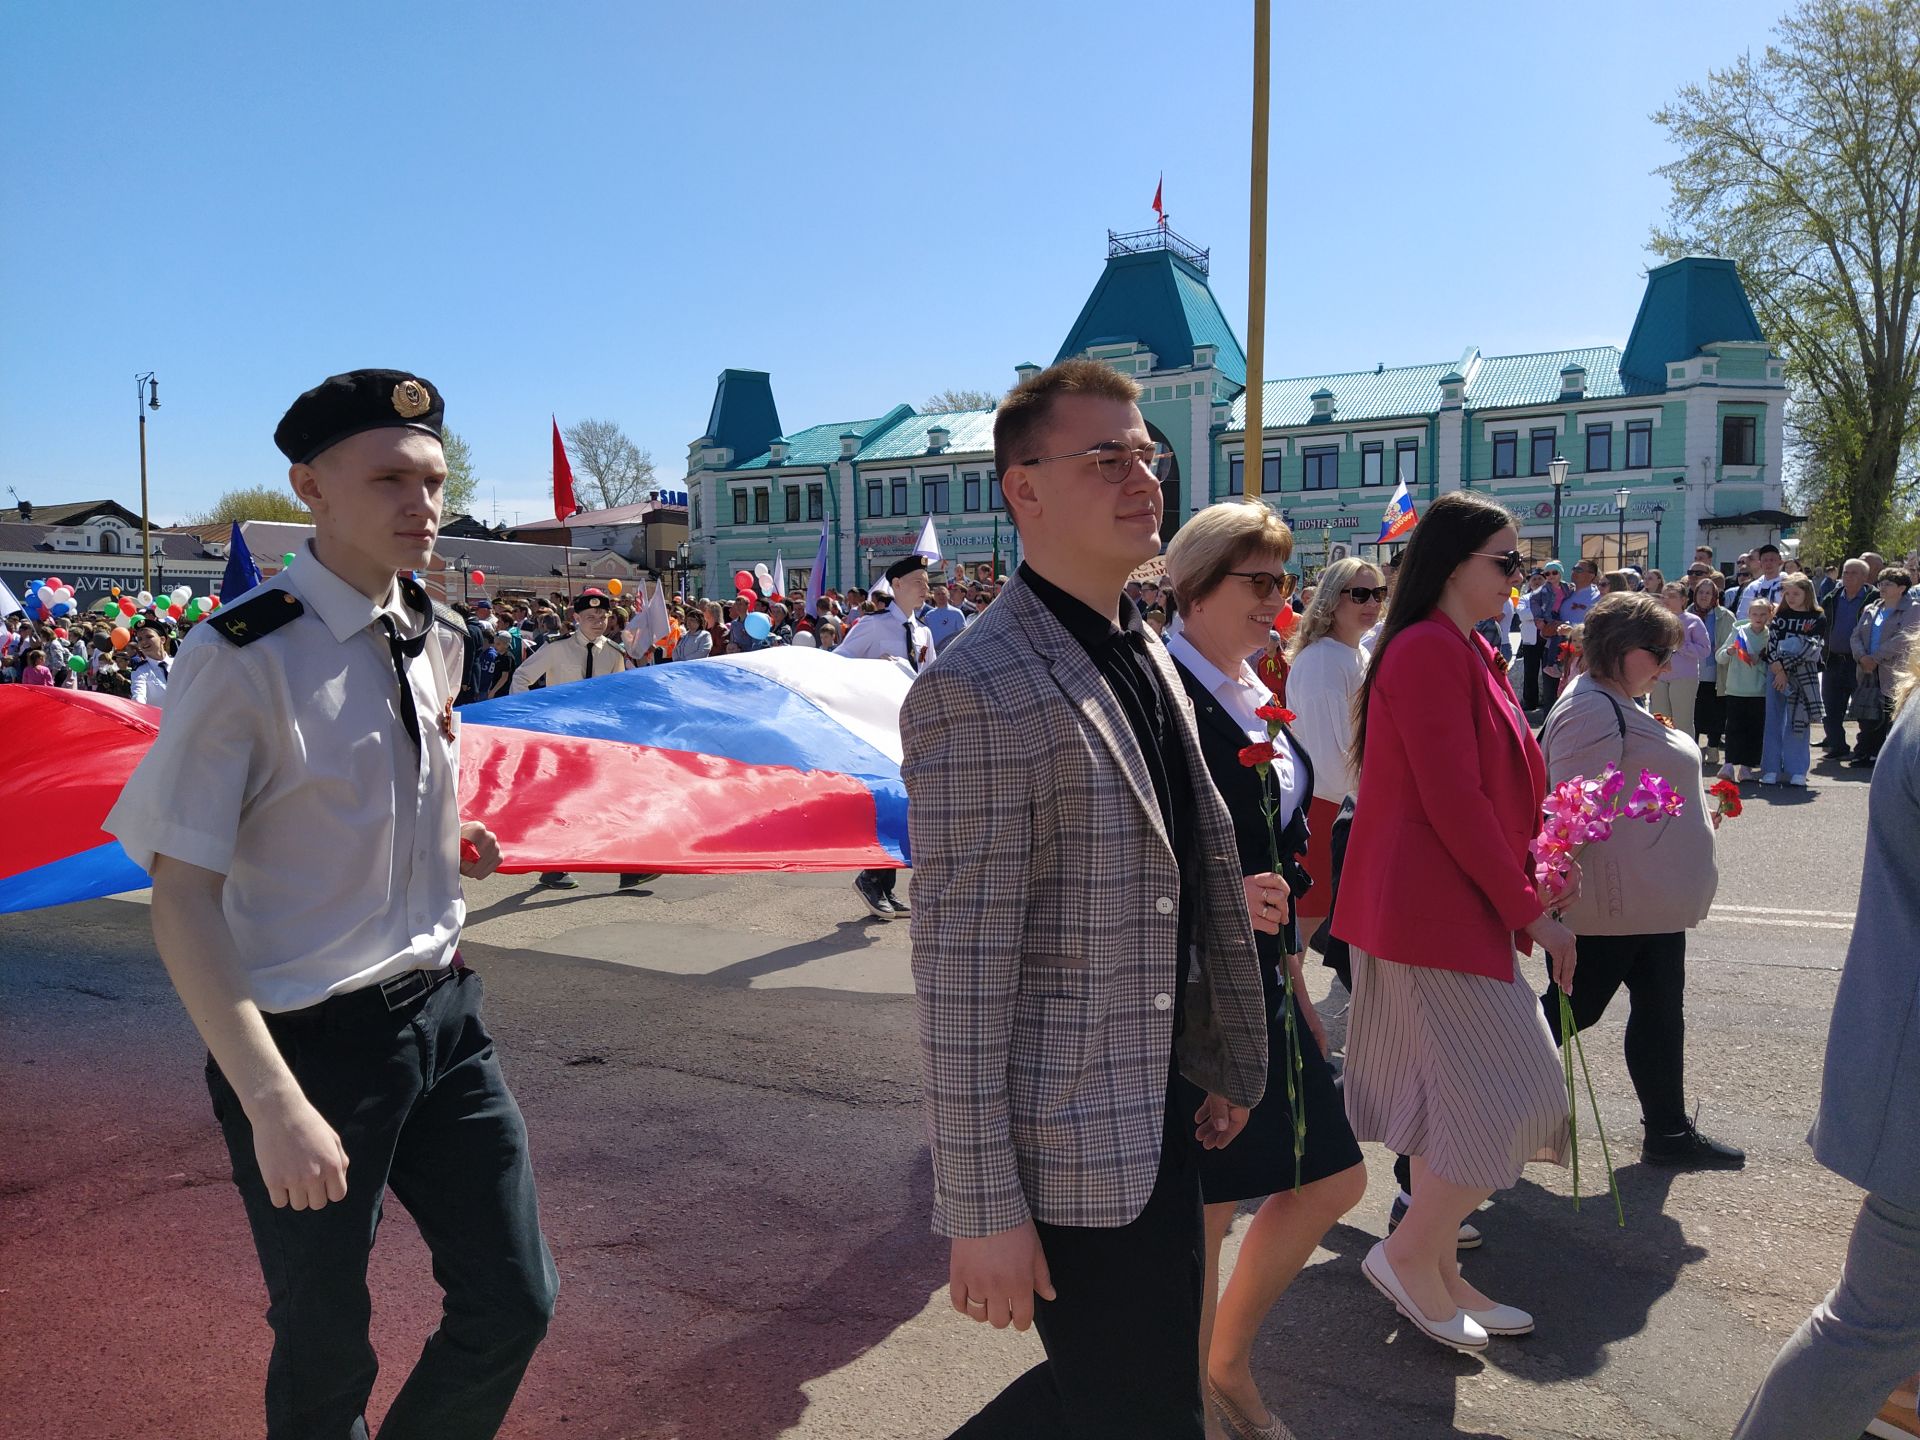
1238, 741, 1276, 768
1254, 702, 1296, 725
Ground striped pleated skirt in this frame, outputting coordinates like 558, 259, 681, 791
1344, 947, 1570, 1190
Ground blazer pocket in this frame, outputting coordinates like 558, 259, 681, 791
1006, 992, 1095, 1126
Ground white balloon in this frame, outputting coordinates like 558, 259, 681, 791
137, 591, 153, 607
36, 585, 53, 605
171, 586, 191, 606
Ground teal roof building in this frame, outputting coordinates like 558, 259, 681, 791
688, 239, 1790, 594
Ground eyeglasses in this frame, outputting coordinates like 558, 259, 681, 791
1471, 549, 1526, 578
1641, 644, 1675, 665
1019, 440, 1166, 483
1342, 585, 1390, 604
1227, 570, 1297, 599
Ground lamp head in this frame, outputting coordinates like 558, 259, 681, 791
1615, 486, 1630, 510
1548, 455, 1568, 489
147, 377, 160, 411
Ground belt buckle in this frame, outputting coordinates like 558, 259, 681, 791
378, 969, 430, 1011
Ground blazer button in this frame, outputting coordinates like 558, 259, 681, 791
1155, 896, 1174, 915
1153, 992, 1173, 1011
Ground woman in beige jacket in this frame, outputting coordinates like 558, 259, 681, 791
1538, 592, 1743, 1169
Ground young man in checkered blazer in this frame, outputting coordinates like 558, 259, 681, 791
901, 360, 1273, 1437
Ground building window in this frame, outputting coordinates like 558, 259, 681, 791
753, 490, 770, 525
923, 478, 950, 514
1582, 531, 1650, 570
1586, 423, 1612, 473
988, 472, 1003, 509
963, 472, 981, 511
807, 485, 824, 521
784, 486, 801, 523
732, 491, 748, 526
1626, 420, 1652, 469
1261, 454, 1281, 493
867, 480, 883, 518
1723, 414, 1757, 466
1397, 440, 1419, 489
1303, 447, 1339, 491
890, 478, 908, 515
1529, 428, 1558, 476
1361, 443, 1384, 488
1228, 456, 1243, 492
1491, 431, 1517, 478
693, 492, 702, 532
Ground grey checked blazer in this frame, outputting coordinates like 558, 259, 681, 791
902, 573, 1270, 1239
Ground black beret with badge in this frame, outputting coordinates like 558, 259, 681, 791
573, 590, 615, 614
884, 554, 929, 582
274, 369, 445, 465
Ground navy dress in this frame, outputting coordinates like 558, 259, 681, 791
1173, 658, 1364, 1201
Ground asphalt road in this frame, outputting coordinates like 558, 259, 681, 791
0, 750, 1877, 1439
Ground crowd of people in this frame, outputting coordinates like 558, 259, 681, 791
32, 359, 1919, 1440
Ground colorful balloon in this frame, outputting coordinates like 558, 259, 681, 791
45, 576, 61, 590
66, 654, 86, 673
743, 612, 772, 641
607, 578, 623, 597
733, 570, 754, 592
110, 627, 130, 651
470, 569, 485, 586
119, 598, 135, 616
283, 553, 296, 567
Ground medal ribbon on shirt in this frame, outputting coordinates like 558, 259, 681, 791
903, 622, 919, 673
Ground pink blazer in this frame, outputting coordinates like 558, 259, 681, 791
1333, 616, 1546, 981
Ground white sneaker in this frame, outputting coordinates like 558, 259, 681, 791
1760, 772, 1779, 785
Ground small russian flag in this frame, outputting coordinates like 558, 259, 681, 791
1378, 477, 1418, 543
1734, 629, 1754, 663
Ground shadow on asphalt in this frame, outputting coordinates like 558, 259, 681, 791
653, 1152, 945, 1438
701, 920, 894, 987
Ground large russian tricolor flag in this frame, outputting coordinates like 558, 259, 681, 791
0, 649, 913, 915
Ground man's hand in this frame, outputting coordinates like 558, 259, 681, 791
1242, 872, 1290, 936
1861, 654, 1879, 673
950, 1221, 1055, 1331
459, 821, 501, 879
1194, 1092, 1250, 1150
252, 1092, 349, 1210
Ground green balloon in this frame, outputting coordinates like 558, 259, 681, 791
282, 552, 296, 567
185, 600, 203, 620
66, 654, 87, 673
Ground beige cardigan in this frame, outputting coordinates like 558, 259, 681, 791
1540, 683, 1719, 936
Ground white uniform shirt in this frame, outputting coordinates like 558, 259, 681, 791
1164, 630, 1301, 830
1736, 572, 1785, 616
509, 629, 629, 691
104, 540, 466, 1013
129, 655, 172, 709
833, 601, 933, 671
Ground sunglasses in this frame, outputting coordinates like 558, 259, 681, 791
1471, 549, 1526, 578
1227, 570, 1298, 599
1642, 644, 1675, 665
1342, 585, 1390, 604
1020, 440, 1167, 483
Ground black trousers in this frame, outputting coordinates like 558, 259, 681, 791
206, 967, 558, 1440
1540, 931, 1689, 1133
1821, 657, 1857, 750
858, 867, 900, 892
954, 1079, 1205, 1439
1695, 680, 1725, 750
1519, 640, 1545, 711
1856, 695, 1894, 760
1723, 694, 1766, 768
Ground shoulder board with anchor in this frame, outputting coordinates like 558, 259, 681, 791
208, 588, 305, 646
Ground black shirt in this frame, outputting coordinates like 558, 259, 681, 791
1020, 563, 1201, 1034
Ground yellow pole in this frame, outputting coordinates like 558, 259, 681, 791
1243, 0, 1270, 501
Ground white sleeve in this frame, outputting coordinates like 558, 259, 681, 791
833, 618, 889, 661
509, 641, 554, 693
129, 666, 153, 706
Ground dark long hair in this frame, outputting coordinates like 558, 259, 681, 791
1351, 490, 1517, 767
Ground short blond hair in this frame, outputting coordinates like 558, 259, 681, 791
1163, 499, 1294, 610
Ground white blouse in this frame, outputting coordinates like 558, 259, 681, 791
1284, 635, 1368, 803
1165, 630, 1301, 829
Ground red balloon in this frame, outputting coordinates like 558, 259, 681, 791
54, 627, 68, 640
733, 570, 754, 591
1273, 604, 1298, 635
470, 569, 485, 585
46, 575, 61, 589
168, 604, 183, 618
209, 595, 221, 608
119, 598, 135, 615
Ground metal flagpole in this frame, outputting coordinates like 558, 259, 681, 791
1243, 0, 1270, 501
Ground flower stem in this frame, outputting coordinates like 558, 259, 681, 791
1569, 1019, 1626, 1227
1559, 987, 1580, 1209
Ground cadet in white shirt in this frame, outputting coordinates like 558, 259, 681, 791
105, 369, 556, 1440
834, 552, 931, 918
126, 618, 174, 709
509, 588, 629, 692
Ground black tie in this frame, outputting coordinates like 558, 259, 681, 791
903, 622, 919, 673
585, 639, 597, 679
379, 616, 428, 752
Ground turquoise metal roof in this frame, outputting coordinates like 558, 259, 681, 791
1057, 249, 1247, 384
704, 370, 782, 468
1620, 256, 1766, 385
857, 409, 997, 461
734, 405, 914, 469
1226, 345, 1660, 431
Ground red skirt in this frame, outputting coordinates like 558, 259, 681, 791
1294, 793, 1343, 925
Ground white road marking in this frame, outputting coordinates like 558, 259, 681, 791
1712, 904, 1855, 920
1704, 914, 1853, 931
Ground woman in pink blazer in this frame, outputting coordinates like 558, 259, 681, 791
1334, 491, 1579, 1353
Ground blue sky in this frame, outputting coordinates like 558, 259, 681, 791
0, 0, 1783, 526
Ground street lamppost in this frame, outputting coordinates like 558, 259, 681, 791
1651, 503, 1666, 569
453, 555, 470, 604
675, 541, 690, 599
135, 372, 160, 594
1548, 455, 1568, 562
1615, 485, 1631, 569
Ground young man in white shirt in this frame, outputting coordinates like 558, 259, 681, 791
106, 370, 557, 1440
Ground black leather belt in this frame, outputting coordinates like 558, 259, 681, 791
375, 964, 457, 1011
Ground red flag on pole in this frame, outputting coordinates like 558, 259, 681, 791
551, 416, 579, 520
1152, 174, 1165, 227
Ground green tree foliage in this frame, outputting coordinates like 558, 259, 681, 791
441, 429, 478, 517
184, 485, 310, 527
1652, 0, 1920, 558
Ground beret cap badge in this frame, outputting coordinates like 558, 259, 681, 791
392, 380, 433, 419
